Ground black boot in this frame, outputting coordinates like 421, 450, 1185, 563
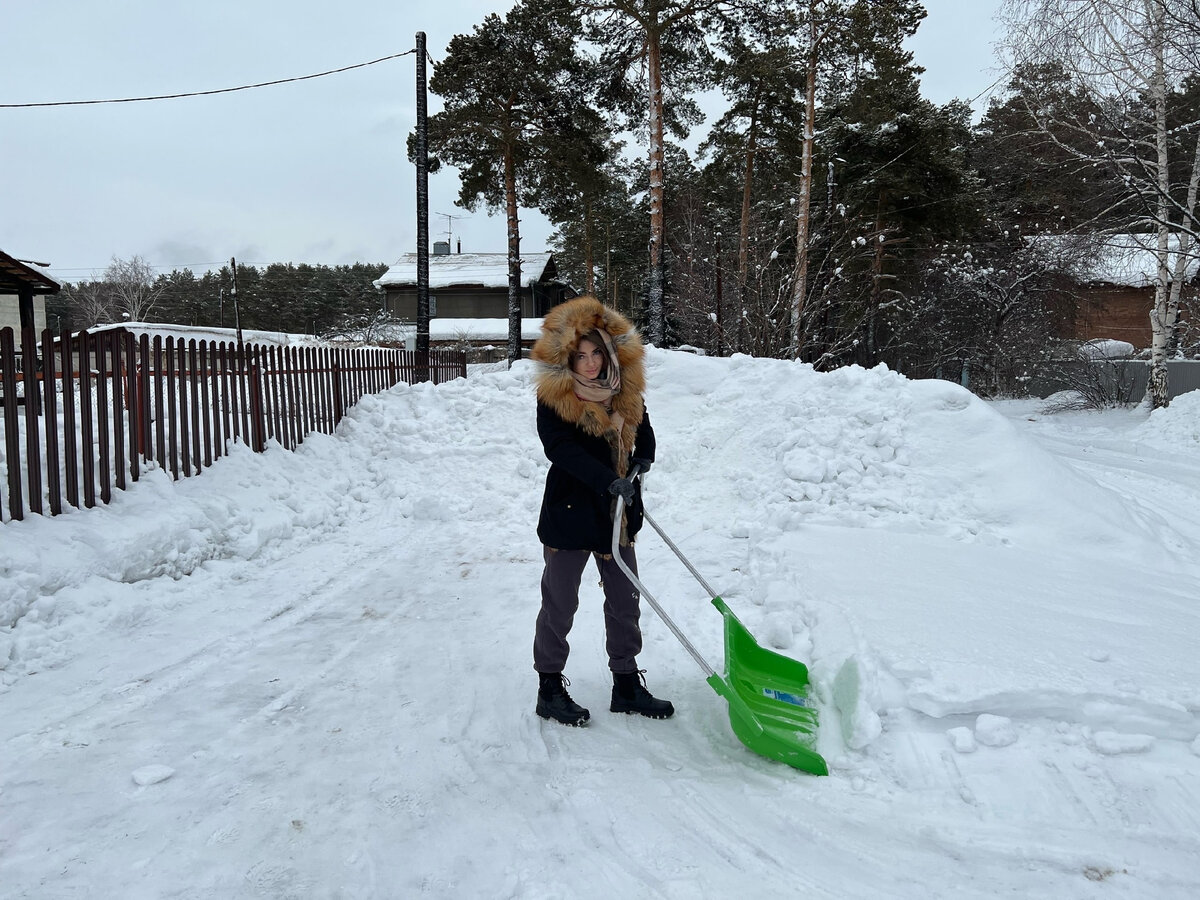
536, 673, 590, 726
610, 670, 674, 719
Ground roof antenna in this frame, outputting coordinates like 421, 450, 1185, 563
436, 211, 470, 253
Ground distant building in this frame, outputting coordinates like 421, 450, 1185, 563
373, 245, 575, 322
1069, 235, 1197, 348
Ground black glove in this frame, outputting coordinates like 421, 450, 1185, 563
607, 477, 636, 505
631, 457, 652, 476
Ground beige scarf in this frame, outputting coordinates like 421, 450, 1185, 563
571, 327, 626, 455
570, 328, 621, 401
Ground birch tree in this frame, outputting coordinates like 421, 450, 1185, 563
1000, 0, 1200, 407
104, 256, 164, 323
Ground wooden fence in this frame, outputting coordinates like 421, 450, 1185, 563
0, 326, 466, 523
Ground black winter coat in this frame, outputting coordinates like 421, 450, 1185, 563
536, 401, 656, 553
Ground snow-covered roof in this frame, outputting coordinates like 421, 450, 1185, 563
0, 248, 60, 294
373, 252, 556, 290
83, 321, 326, 348
1079, 234, 1200, 287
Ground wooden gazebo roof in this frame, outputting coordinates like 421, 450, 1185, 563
0, 249, 60, 295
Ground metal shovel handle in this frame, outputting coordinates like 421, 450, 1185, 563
611, 466, 717, 679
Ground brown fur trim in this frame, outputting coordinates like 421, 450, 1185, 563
532, 296, 645, 460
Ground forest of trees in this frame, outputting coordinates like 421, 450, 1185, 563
50, 259, 390, 342
53, 0, 1200, 404
422, 0, 1200, 402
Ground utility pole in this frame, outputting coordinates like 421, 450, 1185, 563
415, 31, 431, 382
231, 257, 243, 353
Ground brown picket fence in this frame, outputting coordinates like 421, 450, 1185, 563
0, 326, 466, 523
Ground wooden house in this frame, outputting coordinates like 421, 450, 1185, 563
373, 245, 575, 325
1069, 235, 1197, 349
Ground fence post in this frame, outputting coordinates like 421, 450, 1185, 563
95, 331, 112, 505
138, 333, 151, 464
61, 330, 79, 508
42, 329, 63, 514
153, 335, 167, 467
79, 329, 97, 508
165, 336, 179, 480
20, 327, 44, 515
111, 332, 127, 492
126, 333, 140, 482
1, 328, 24, 521
332, 356, 345, 424
199, 341, 213, 468
249, 358, 266, 452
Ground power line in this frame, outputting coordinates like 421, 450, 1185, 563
0, 50, 417, 109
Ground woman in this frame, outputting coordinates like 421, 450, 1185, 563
531, 295, 673, 727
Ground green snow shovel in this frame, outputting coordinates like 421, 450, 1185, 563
612, 470, 828, 776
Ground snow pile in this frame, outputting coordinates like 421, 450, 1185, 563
647, 352, 1145, 549
1078, 338, 1135, 359
1140, 389, 1200, 446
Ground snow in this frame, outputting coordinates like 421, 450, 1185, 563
387, 316, 545, 342
1078, 233, 1200, 287
3, 350, 1200, 897
85, 321, 328, 347
974, 714, 1018, 748
1078, 338, 1135, 359
131, 764, 177, 786
373, 251, 555, 290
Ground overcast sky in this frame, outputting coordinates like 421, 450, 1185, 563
1, 1, 1004, 284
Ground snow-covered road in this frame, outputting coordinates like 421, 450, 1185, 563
3, 354, 1198, 898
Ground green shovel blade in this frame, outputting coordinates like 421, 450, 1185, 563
708, 597, 828, 776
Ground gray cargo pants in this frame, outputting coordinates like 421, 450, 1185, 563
534, 545, 642, 675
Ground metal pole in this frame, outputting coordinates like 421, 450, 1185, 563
610, 471, 717, 679
415, 31, 431, 383
231, 257, 243, 354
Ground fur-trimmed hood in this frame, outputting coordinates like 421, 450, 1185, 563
532, 296, 645, 463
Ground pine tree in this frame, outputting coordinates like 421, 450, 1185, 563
816, 64, 980, 368
705, 2, 809, 354
427, 0, 589, 362
530, 107, 621, 296
581, 0, 723, 344
546, 155, 649, 308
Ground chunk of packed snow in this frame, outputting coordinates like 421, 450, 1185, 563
832, 656, 882, 750
975, 714, 1018, 748
132, 765, 175, 786
947, 726, 977, 753
1091, 732, 1155, 755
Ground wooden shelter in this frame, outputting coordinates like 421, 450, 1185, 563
1069, 235, 1197, 349
0, 249, 60, 410
0, 248, 59, 333
373, 247, 574, 322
